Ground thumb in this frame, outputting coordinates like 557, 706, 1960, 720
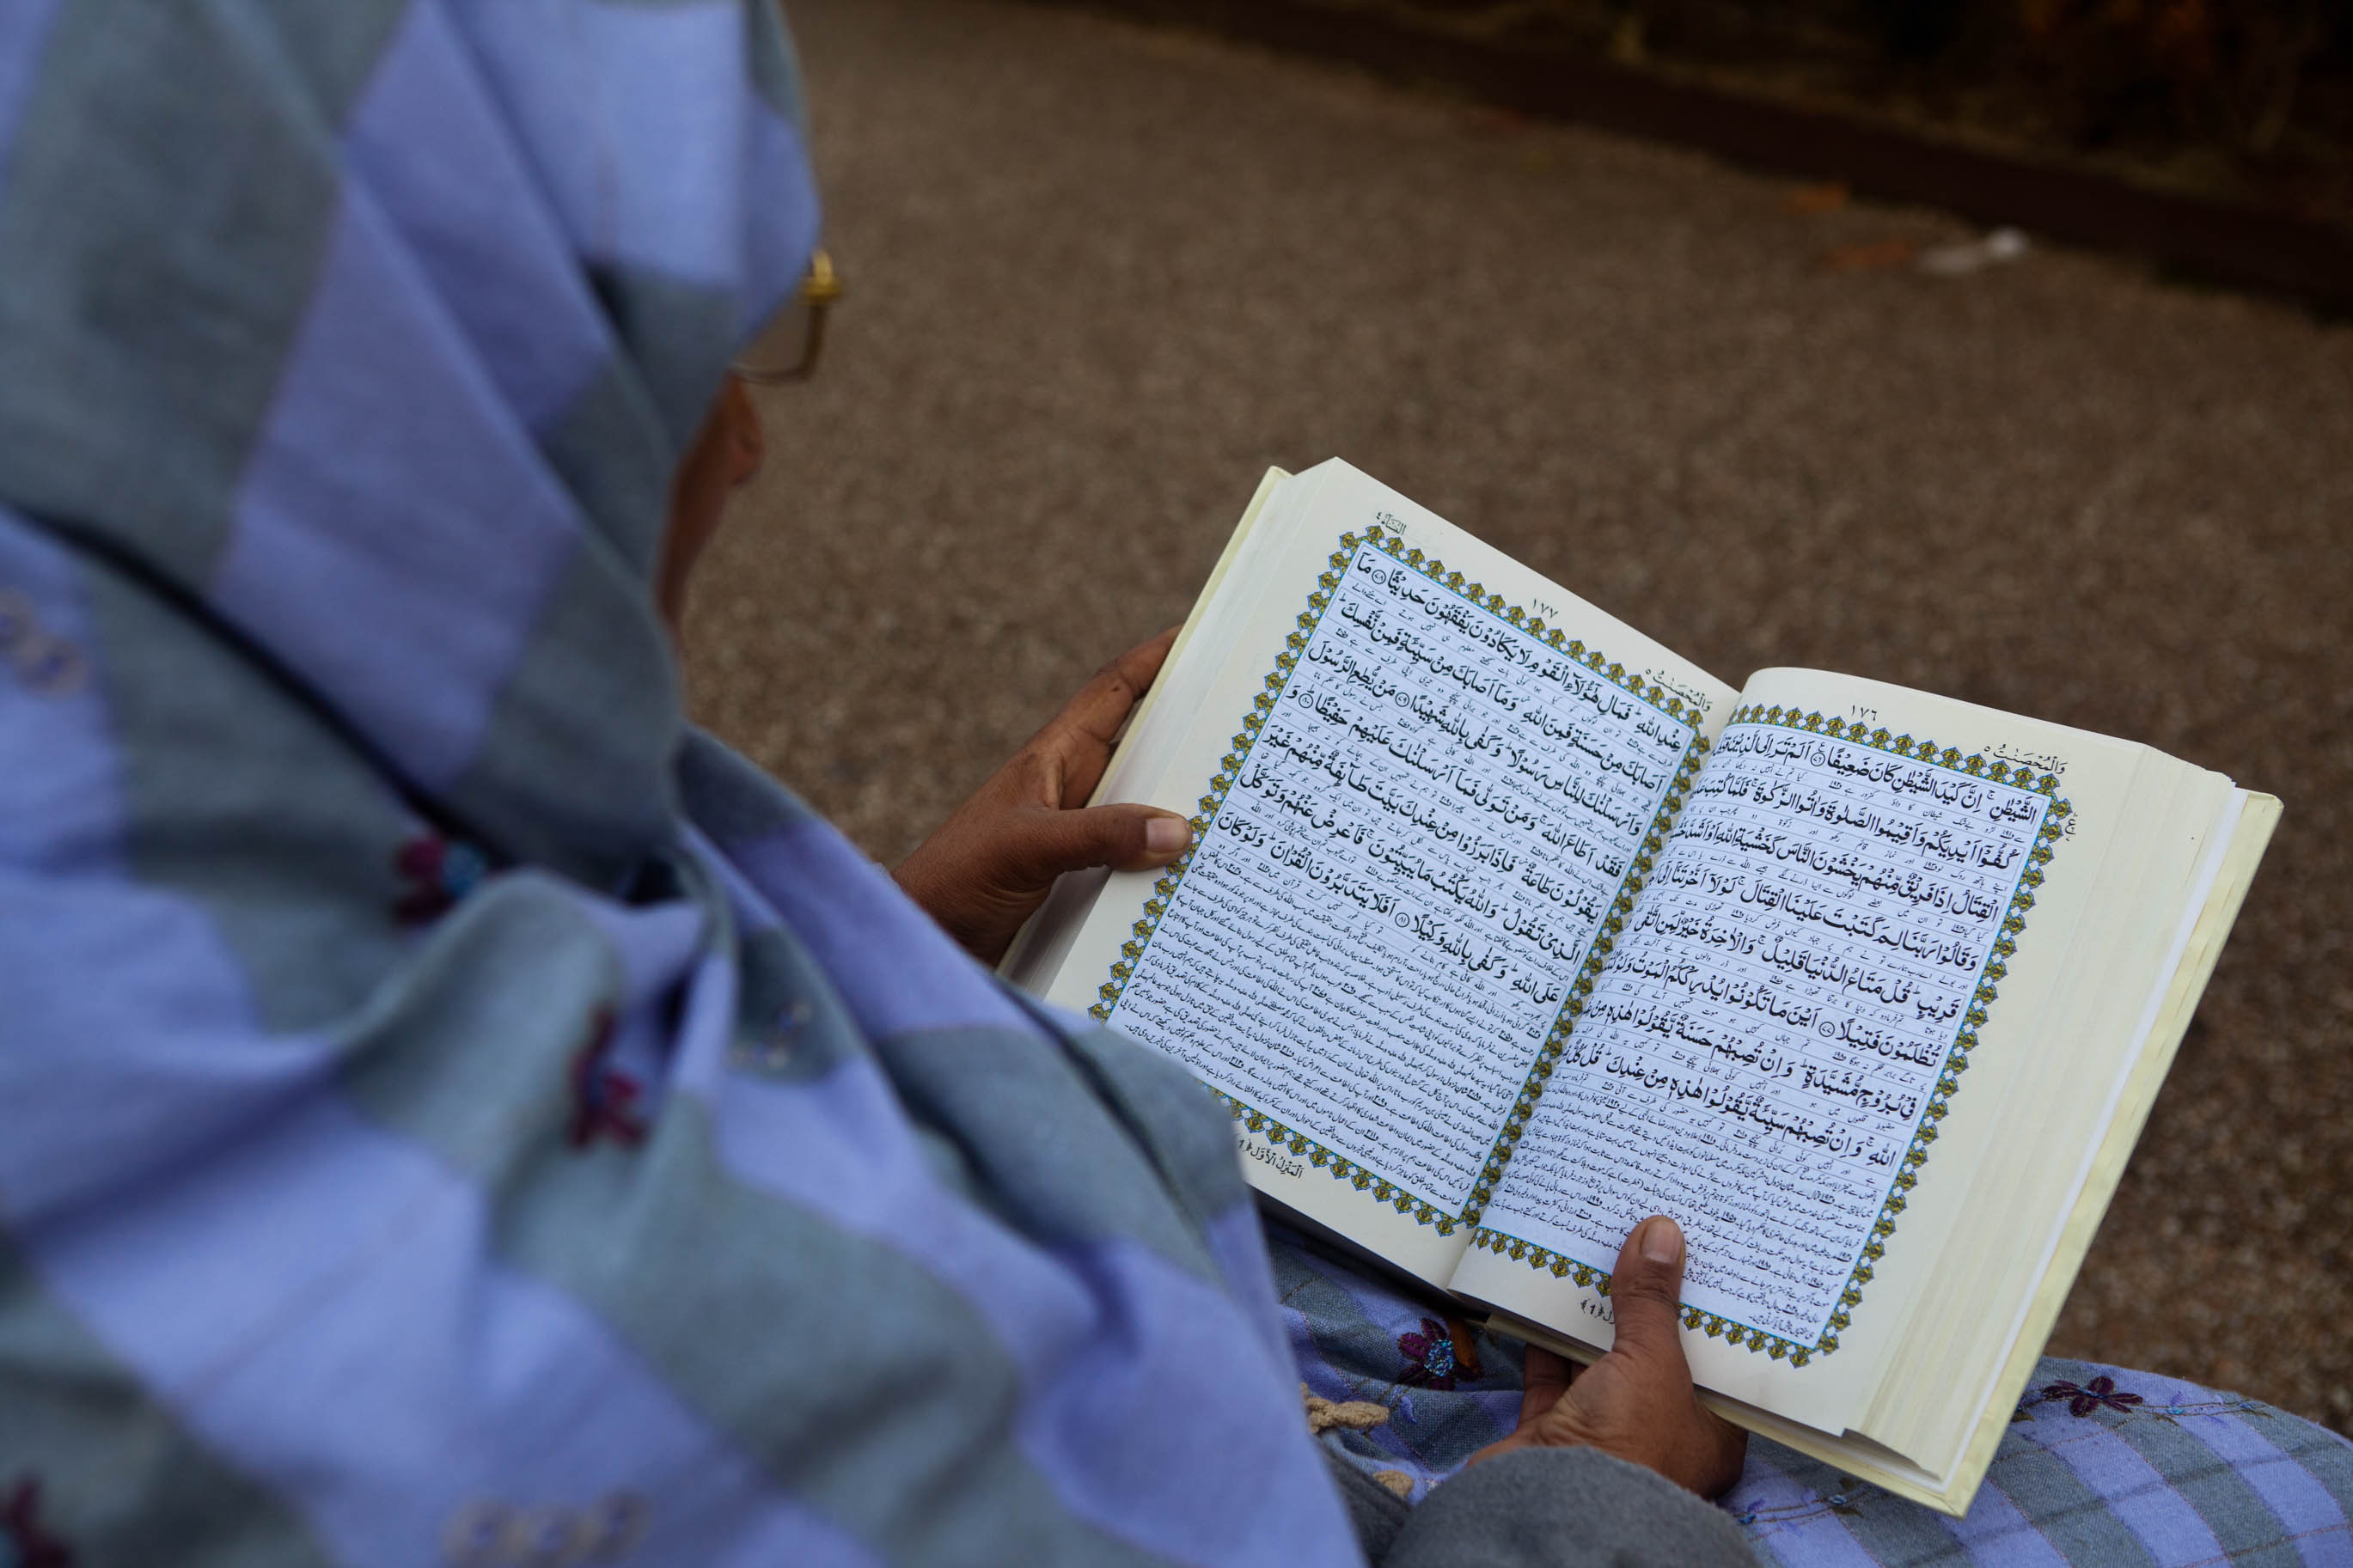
1604, 1216, 1693, 1374
1004, 803, 1193, 887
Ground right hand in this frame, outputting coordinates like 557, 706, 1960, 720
1469, 1216, 1747, 1497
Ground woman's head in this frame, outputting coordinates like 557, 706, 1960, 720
0, 0, 818, 882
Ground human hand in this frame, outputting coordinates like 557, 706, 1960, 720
1470, 1216, 1747, 1498
894, 628, 1194, 965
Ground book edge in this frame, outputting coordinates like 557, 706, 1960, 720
1086, 464, 1294, 813
1932, 787, 2280, 1512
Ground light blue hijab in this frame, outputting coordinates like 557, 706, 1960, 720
0, 3, 1353, 1562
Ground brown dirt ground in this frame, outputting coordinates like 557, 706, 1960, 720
682, 0, 2353, 1433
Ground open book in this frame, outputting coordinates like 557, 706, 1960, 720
1003, 460, 2277, 1516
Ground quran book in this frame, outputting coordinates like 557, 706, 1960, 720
1002, 460, 2277, 1516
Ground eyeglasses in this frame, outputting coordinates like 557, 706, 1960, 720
731, 249, 842, 384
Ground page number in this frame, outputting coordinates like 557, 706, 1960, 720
1849, 705, 1879, 724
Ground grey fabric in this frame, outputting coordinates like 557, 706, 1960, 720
76, 551, 418, 1034
1057, 1015, 1266, 1235
0, 0, 406, 583
1384, 1449, 1757, 1567
1318, 1402, 1759, 1568
1325, 1442, 1414, 1563
870, 1025, 1224, 1279
438, 529, 686, 885
534, 354, 675, 580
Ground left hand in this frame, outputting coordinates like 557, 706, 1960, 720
895, 629, 1194, 965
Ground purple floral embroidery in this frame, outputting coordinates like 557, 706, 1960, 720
2042, 1375, 2146, 1417
3, 1476, 73, 1568
1397, 1318, 1481, 1391
394, 833, 488, 924
1397, 1319, 1456, 1389
568, 1010, 646, 1150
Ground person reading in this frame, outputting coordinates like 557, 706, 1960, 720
1, 5, 2345, 1567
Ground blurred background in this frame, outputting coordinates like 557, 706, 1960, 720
1116, 0, 2353, 229
682, 0, 2353, 1434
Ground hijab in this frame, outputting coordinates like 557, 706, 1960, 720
0, 3, 1352, 1562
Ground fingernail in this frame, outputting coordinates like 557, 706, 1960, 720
1145, 817, 1191, 855
1641, 1217, 1683, 1266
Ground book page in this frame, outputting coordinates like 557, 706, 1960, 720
1460, 684, 2077, 1422
1036, 461, 1737, 1281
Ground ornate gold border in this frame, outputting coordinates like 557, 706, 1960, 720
1091, 522, 1704, 1234
1469, 706, 2070, 1364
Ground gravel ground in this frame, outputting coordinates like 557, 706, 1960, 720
682, 0, 2353, 1433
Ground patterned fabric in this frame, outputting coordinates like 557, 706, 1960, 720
0, 4, 1352, 1565
1270, 1224, 1553, 1503
1737, 1360, 2353, 1567
1273, 1229, 2353, 1564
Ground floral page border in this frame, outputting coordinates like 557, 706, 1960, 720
1467, 707, 2071, 1364
1090, 522, 1705, 1236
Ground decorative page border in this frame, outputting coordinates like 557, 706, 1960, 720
1090, 522, 1704, 1236
1468, 706, 2071, 1364
1459, 734, 1709, 1234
